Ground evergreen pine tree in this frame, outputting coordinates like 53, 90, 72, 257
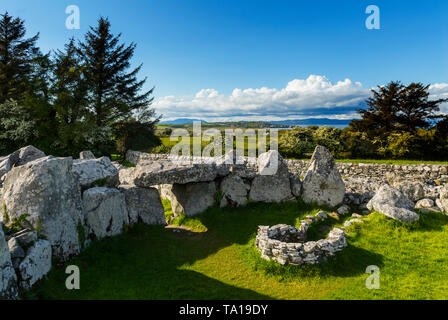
79, 17, 155, 127
0, 11, 40, 103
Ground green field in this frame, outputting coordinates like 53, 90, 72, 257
27, 200, 448, 300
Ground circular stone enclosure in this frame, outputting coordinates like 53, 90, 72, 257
255, 223, 347, 266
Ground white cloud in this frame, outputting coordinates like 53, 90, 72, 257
153, 75, 448, 122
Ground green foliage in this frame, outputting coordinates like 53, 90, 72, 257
0, 12, 40, 103
3, 204, 9, 224
312, 126, 342, 154
90, 178, 108, 188
214, 189, 223, 205
77, 220, 86, 250
279, 127, 315, 158
6, 213, 34, 233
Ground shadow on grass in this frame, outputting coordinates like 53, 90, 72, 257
28, 200, 397, 299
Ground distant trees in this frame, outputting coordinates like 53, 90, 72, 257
278, 81, 448, 160
0, 12, 160, 157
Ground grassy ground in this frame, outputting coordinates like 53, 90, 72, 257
26, 201, 448, 300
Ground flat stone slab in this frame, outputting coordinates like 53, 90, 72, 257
133, 161, 229, 187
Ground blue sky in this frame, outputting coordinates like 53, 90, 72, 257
3, 0, 448, 121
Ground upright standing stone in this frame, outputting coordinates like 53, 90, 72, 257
119, 185, 165, 225
249, 150, 294, 203
301, 146, 345, 207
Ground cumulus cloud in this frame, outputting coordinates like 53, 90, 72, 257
153, 75, 448, 122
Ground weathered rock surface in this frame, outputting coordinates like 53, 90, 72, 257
367, 185, 419, 223
79, 151, 96, 160
302, 146, 345, 207
8, 238, 25, 259
18, 239, 52, 290
0, 156, 82, 259
0, 225, 18, 300
82, 187, 129, 240
72, 156, 119, 188
393, 181, 425, 202
133, 161, 227, 187
15, 146, 46, 167
249, 150, 293, 203
289, 174, 302, 197
219, 174, 249, 207
438, 184, 448, 214
414, 198, 441, 213
119, 167, 137, 185
119, 185, 165, 225
164, 182, 217, 217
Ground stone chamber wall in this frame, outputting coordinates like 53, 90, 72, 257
128, 151, 448, 183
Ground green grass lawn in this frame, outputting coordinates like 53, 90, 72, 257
26, 200, 448, 300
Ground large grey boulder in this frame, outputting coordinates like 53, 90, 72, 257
164, 182, 216, 217
119, 185, 165, 225
301, 146, 345, 207
1, 225, 18, 300
72, 157, 119, 188
219, 174, 249, 207
18, 239, 52, 290
133, 160, 227, 187
249, 150, 294, 203
0, 156, 83, 259
82, 187, 129, 240
438, 184, 448, 215
392, 181, 425, 202
367, 184, 419, 223
16, 146, 46, 166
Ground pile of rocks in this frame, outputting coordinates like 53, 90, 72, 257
0, 146, 166, 299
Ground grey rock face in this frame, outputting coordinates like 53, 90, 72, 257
0, 156, 82, 259
393, 181, 425, 202
16, 146, 46, 167
133, 161, 225, 187
164, 182, 216, 217
414, 198, 440, 213
8, 238, 25, 259
289, 174, 302, 197
119, 167, 137, 185
219, 174, 249, 207
10, 230, 37, 247
79, 151, 96, 160
18, 239, 52, 290
302, 146, 345, 207
367, 184, 419, 223
119, 185, 165, 225
0, 225, 18, 300
438, 184, 448, 213
82, 187, 129, 240
249, 150, 293, 203
72, 156, 119, 188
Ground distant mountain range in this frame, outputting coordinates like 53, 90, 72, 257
160, 118, 353, 127
160, 118, 208, 124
